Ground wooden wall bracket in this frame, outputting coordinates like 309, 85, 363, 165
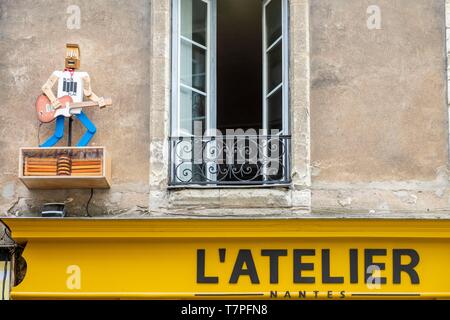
18, 146, 111, 189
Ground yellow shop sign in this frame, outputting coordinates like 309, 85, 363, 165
3, 219, 450, 299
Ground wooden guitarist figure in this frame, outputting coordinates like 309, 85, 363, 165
40, 44, 106, 147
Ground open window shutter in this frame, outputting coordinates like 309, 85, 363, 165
262, 0, 288, 135
172, 0, 216, 184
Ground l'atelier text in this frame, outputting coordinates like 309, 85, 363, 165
196, 248, 420, 285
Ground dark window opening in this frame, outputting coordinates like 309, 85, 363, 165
217, 0, 263, 132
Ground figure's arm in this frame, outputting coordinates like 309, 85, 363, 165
41, 73, 61, 108
83, 75, 106, 108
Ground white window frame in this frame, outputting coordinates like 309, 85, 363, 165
170, 0, 290, 186
262, 0, 290, 135
171, 0, 216, 138
172, 0, 289, 137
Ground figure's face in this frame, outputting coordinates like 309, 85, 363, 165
65, 44, 80, 69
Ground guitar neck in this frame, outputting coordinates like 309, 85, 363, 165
69, 101, 100, 109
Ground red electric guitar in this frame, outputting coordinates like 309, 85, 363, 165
35, 95, 112, 123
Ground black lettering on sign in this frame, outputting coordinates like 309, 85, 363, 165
293, 249, 315, 284
261, 249, 288, 284
322, 249, 344, 284
219, 248, 226, 263
229, 249, 260, 284
393, 249, 420, 284
364, 249, 387, 284
197, 249, 218, 284
349, 249, 358, 284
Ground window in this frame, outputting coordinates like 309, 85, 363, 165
170, 0, 290, 186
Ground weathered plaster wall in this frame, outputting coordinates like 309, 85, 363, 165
0, 0, 151, 217
1, 0, 450, 218
310, 0, 450, 215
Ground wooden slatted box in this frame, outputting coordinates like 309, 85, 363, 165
19, 147, 111, 189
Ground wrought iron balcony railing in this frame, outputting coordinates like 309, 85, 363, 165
169, 135, 291, 186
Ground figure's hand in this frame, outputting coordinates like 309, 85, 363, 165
51, 99, 62, 110
98, 97, 106, 108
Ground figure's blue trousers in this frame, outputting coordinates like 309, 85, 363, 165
40, 112, 96, 147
